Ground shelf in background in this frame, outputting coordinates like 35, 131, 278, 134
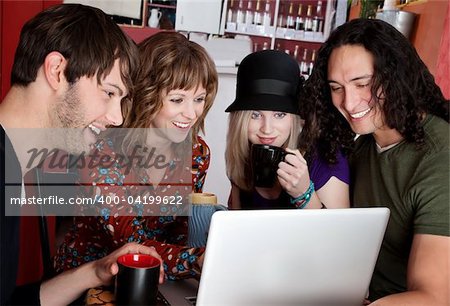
274, 32, 325, 43
225, 28, 325, 43
148, 3, 176, 10
225, 28, 274, 39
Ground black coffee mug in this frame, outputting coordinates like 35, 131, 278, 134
115, 253, 160, 306
251, 144, 290, 188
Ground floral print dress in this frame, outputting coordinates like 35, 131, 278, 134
53, 136, 210, 279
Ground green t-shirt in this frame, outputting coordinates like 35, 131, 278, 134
350, 114, 449, 301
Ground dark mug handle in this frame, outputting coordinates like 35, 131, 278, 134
280, 150, 295, 165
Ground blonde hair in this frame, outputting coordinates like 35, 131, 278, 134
225, 110, 303, 191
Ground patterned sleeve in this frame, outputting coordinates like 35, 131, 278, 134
140, 219, 205, 280
54, 138, 208, 279
54, 140, 132, 271
192, 136, 210, 193
53, 215, 113, 272
101, 136, 211, 279
99, 214, 204, 279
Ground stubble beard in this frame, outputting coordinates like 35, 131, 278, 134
48, 83, 91, 155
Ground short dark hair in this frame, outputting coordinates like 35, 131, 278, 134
11, 4, 138, 94
303, 18, 449, 151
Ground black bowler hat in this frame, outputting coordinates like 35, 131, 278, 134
225, 50, 301, 114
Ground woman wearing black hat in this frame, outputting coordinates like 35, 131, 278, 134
225, 50, 350, 210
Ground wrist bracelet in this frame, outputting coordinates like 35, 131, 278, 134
290, 180, 315, 209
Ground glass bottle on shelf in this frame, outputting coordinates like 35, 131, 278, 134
286, 2, 295, 29
313, 0, 324, 33
308, 49, 316, 75
253, 0, 262, 26
317, 1, 324, 18
245, 1, 253, 26
305, 5, 313, 32
236, 0, 245, 25
227, 0, 234, 23
300, 48, 309, 75
227, 7, 233, 23
262, 0, 271, 27
293, 45, 299, 61
295, 4, 303, 29
278, 2, 286, 28
312, 18, 319, 32
226, 0, 237, 31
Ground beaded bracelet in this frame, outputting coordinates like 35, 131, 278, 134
290, 180, 315, 209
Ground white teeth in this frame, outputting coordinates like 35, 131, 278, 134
173, 121, 189, 128
350, 108, 372, 119
88, 124, 101, 135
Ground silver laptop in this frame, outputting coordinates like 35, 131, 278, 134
195, 208, 390, 306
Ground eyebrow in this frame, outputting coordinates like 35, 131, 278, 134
167, 92, 186, 97
328, 74, 373, 84
168, 91, 207, 96
104, 83, 125, 97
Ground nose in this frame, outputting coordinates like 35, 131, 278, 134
260, 117, 273, 134
182, 101, 196, 120
105, 99, 124, 126
343, 88, 359, 112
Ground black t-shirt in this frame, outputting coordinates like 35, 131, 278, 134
1, 126, 41, 305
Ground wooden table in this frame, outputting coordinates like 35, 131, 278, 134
86, 287, 115, 306
86, 279, 198, 305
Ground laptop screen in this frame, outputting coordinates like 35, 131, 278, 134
196, 208, 389, 306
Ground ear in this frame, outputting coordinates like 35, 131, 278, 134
43, 51, 67, 90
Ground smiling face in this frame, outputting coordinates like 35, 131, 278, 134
150, 86, 206, 144
49, 59, 127, 154
247, 110, 292, 147
328, 45, 387, 138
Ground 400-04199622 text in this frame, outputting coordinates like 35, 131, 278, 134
9, 195, 184, 206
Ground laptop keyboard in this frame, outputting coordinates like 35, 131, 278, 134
156, 291, 171, 305
184, 296, 197, 305
157, 291, 197, 306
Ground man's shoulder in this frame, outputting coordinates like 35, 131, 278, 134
352, 134, 374, 154
423, 115, 449, 153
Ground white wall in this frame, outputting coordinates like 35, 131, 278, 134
201, 72, 237, 206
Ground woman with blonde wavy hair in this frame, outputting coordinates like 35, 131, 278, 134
225, 50, 349, 210
226, 108, 302, 192
55, 32, 218, 280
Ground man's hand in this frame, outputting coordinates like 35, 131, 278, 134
93, 242, 165, 286
41, 243, 164, 306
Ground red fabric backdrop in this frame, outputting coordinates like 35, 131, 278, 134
435, 5, 450, 99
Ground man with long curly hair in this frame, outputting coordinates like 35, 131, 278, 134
304, 19, 449, 305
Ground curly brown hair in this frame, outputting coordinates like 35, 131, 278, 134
124, 32, 218, 136
303, 18, 449, 154
118, 32, 218, 161
299, 74, 354, 164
